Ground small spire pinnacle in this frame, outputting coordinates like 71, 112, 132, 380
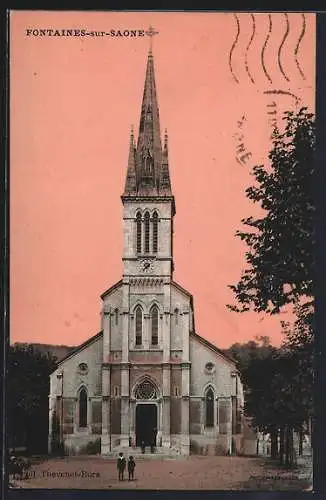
123, 125, 137, 195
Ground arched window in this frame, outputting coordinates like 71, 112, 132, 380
144, 153, 153, 175
150, 305, 159, 346
144, 212, 150, 253
152, 211, 158, 253
136, 212, 142, 254
79, 387, 88, 428
135, 306, 143, 346
174, 308, 179, 325
205, 387, 214, 427
115, 308, 119, 325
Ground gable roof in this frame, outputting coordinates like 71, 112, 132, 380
190, 331, 237, 366
54, 331, 103, 369
100, 280, 123, 300
171, 280, 193, 299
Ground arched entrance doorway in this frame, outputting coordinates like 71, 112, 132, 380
133, 378, 159, 447
136, 404, 157, 446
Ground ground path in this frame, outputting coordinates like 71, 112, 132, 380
10, 455, 311, 491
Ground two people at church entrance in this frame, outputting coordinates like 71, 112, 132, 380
116, 453, 136, 481
140, 427, 158, 454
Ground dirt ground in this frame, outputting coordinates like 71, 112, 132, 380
9, 455, 311, 491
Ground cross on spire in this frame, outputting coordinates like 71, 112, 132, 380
146, 25, 159, 53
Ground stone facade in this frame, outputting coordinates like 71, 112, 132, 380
49, 47, 249, 456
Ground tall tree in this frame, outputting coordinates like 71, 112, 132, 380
8, 345, 57, 454
228, 107, 315, 316
227, 107, 315, 465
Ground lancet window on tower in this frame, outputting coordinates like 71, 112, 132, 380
136, 212, 142, 253
78, 387, 88, 428
205, 387, 215, 428
135, 306, 143, 346
152, 211, 158, 253
150, 305, 159, 345
174, 308, 179, 325
144, 151, 153, 175
144, 212, 150, 253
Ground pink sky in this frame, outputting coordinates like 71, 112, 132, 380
10, 11, 315, 348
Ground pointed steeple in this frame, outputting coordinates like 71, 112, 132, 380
135, 48, 162, 195
124, 125, 137, 195
122, 46, 173, 198
161, 128, 172, 193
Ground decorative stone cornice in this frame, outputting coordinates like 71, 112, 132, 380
122, 256, 173, 261
121, 195, 174, 203
130, 277, 164, 287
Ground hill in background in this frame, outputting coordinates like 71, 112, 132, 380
11, 342, 76, 362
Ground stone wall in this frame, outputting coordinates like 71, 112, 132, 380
50, 334, 103, 399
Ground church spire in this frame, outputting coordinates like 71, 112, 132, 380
124, 125, 137, 195
135, 46, 162, 195
122, 39, 172, 197
161, 128, 172, 193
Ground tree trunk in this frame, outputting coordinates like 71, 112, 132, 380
310, 416, 313, 451
271, 427, 278, 459
285, 425, 294, 467
299, 425, 303, 457
279, 426, 285, 465
285, 425, 289, 467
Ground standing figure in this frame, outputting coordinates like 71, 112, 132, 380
141, 441, 145, 454
128, 456, 136, 481
117, 452, 126, 481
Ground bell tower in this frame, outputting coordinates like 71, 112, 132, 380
117, 37, 178, 450
121, 45, 175, 280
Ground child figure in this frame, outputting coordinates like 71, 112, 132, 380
117, 452, 126, 481
128, 455, 136, 481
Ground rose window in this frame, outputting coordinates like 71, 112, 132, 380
78, 363, 88, 375
205, 362, 215, 374
135, 380, 157, 400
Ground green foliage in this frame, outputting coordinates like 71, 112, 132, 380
50, 411, 64, 456
225, 337, 311, 434
8, 344, 57, 454
226, 108, 315, 455
227, 335, 275, 375
228, 108, 315, 314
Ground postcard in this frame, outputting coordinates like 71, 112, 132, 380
8, 10, 315, 491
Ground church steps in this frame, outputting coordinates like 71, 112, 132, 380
102, 446, 184, 460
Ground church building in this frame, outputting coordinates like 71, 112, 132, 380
49, 45, 248, 457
